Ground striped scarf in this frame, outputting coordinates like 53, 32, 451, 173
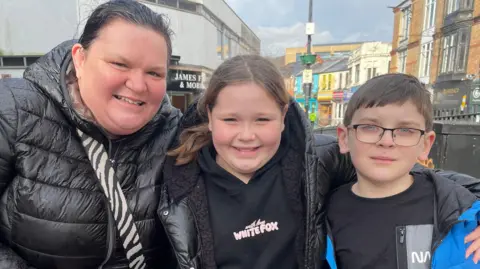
77, 129, 147, 269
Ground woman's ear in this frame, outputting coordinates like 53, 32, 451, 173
71, 44, 86, 80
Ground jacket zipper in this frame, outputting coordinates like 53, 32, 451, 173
396, 226, 408, 269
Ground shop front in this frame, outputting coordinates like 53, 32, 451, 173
331, 90, 345, 126
433, 80, 471, 112
167, 66, 212, 113
317, 90, 333, 126
469, 79, 480, 113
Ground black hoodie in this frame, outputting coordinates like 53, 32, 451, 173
198, 129, 298, 269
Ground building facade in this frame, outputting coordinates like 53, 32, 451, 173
347, 41, 392, 89
0, 0, 260, 112
390, 0, 480, 112
293, 57, 349, 127
284, 42, 366, 65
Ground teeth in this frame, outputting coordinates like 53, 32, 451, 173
115, 95, 144, 106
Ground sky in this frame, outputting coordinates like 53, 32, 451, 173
225, 0, 400, 56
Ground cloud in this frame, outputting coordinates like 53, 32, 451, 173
255, 22, 334, 56
225, 0, 399, 56
342, 32, 370, 42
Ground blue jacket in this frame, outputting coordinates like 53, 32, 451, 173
324, 170, 480, 269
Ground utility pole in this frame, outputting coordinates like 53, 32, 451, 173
301, 0, 315, 120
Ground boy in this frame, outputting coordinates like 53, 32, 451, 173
325, 74, 480, 269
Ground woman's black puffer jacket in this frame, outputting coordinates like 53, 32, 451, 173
0, 40, 180, 269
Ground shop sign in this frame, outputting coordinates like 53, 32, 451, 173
332, 90, 344, 102
470, 80, 480, 105
168, 70, 206, 92
433, 80, 470, 109
344, 90, 353, 102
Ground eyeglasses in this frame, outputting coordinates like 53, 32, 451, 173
349, 124, 426, 147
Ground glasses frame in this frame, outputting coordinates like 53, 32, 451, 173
349, 124, 426, 147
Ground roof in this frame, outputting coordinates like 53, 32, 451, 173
279, 61, 304, 78
311, 41, 372, 47
294, 57, 349, 76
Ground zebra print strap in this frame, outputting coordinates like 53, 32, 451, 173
77, 129, 147, 269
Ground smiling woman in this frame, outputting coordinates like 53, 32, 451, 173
72, 18, 169, 136
0, 0, 180, 269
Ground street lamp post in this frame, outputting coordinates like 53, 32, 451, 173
301, 0, 315, 120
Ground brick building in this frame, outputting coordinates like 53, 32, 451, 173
390, 0, 480, 112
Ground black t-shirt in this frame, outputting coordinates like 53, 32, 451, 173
198, 143, 299, 269
327, 173, 434, 269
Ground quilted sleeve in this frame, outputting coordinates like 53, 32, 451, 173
413, 163, 480, 199
0, 80, 34, 269
312, 134, 357, 192
0, 80, 17, 195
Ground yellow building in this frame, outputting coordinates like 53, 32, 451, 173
284, 42, 366, 65
317, 73, 335, 126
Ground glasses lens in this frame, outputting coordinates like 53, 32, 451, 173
393, 128, 422, 146
355, 125, 383, 143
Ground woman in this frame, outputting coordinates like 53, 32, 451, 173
159, 55, 480, 269
0, 0, 179, 268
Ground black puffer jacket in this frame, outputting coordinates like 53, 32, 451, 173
0, 40, 181, 269
159, 100, 480, 269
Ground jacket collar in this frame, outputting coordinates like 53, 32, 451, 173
413, 170, 477, 236
23, 40, 180, 149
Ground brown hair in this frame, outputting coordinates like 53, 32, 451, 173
343, 73, 433, 131
168, 55, 290, 165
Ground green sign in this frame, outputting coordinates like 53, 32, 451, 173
471, 80, 480, 105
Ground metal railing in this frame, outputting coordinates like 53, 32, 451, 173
434, 108, 480, 123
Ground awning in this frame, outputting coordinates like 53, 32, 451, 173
317, 90, 333, 101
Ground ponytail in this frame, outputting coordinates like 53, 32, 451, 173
167, 123, 211, 165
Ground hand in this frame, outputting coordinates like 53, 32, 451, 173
465, 224, 480, 264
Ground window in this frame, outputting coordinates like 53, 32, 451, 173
398, 51, 407, 73
347, 68, 352, 85
160, 0, 178, 8
231, 41, 237, 58
0, 56, 41, 68
178, 0, 197, 12
419, 42, 433, 78
423, 0, 436, 30
339, 73, 343, 89
223, 32, 228, 59
225, 36, 232, 59
26, 56, 40, 66
446, 0, 473, 15
2, 57, 24, 67
217, 29, 223, 60
401, 6, 412, 40
446, 0, 459, 14
465, 0, 474, 9
441, 29, 470, 74
366, 67, 378, 79
151, 0, 198, 12
355, 64, 360, 83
